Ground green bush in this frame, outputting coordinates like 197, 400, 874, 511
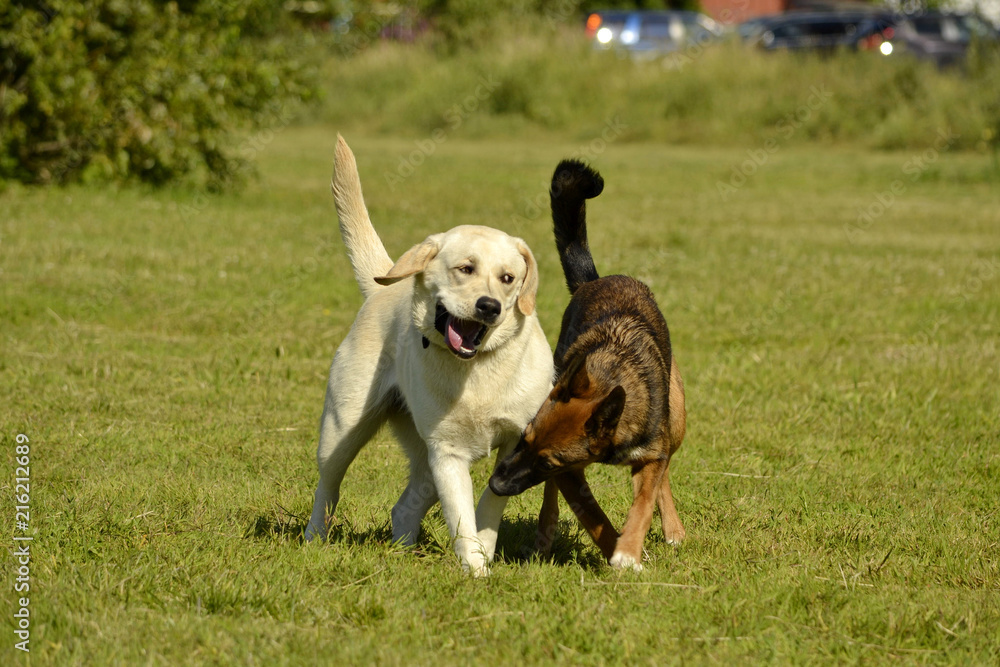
0, 0, 319, 188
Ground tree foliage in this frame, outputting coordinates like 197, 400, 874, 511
0, 1, 319, 188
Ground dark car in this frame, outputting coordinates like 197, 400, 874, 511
739, 10, 897, 55
586, 10, 725, 58
740, 9, 1000, 66
891, 11, 1000, 67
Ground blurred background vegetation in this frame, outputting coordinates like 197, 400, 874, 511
1, 0, 321, 188
2, 0, 998, 189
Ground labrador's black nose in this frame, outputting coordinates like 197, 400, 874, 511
475, 296, 502, 322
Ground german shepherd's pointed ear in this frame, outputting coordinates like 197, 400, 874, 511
515, 239, 539, 316
555, 355, 591, 402
374, 237, 440, 285
586, 385, 626, 440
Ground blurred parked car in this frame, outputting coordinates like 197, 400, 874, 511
739, 9, 1000, 67
890, 11, 1000, 68
739, 10, 897, 56
586, 10, 725, 58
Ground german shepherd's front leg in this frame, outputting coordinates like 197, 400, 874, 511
535, 479, 561, 557
657, 458, 686, 545
610, 458, 667, 571
553, 469, 619, 561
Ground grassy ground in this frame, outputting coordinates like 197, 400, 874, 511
2, 126, 999, 664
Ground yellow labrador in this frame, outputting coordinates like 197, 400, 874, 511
305, 136, 553, 576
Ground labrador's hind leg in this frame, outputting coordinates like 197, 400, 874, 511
389, 413, 438, 545
305, 399, 386, 542
305, 347, 395, 542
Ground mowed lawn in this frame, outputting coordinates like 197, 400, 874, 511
2, 127, 999, 664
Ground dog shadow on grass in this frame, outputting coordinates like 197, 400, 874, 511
243, 508, 310, 542
244, 509, 607, 570
494, 516, 608, 571
243, 508, 393, 546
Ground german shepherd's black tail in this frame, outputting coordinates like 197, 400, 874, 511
551, 160, 604, 294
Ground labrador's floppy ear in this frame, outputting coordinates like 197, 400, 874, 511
374, 238, 440, 285
516, 239, 539, 316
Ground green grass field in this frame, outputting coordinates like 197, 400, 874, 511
3, 124, 999, 664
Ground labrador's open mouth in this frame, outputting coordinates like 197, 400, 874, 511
435, 304, 487, 359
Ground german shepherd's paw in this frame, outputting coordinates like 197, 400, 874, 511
664, 529, 686, 546
609, 551, 643, 572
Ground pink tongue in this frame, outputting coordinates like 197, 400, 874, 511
446, 316, 480, 352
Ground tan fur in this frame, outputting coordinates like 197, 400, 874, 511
488, 156, 687, 571
536, 354, 687, 563
490, 276, 687, 570
515, 240, 539, 315
373, 239, 440, 285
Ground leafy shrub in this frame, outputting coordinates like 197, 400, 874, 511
0, 1, 319, 188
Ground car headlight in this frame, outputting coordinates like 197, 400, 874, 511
597, 27, 613, 44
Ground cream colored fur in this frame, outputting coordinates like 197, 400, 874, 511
304, 136, 553, 576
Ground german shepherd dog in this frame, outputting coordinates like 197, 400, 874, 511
489, 160, 686, 571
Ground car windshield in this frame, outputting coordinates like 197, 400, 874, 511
682, 14, 722, 40
771, 20, 856, 38
911, 16, 970, 42
640, 15, 683, 41
598, 13, 628, 32
738, 18, 772, 39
